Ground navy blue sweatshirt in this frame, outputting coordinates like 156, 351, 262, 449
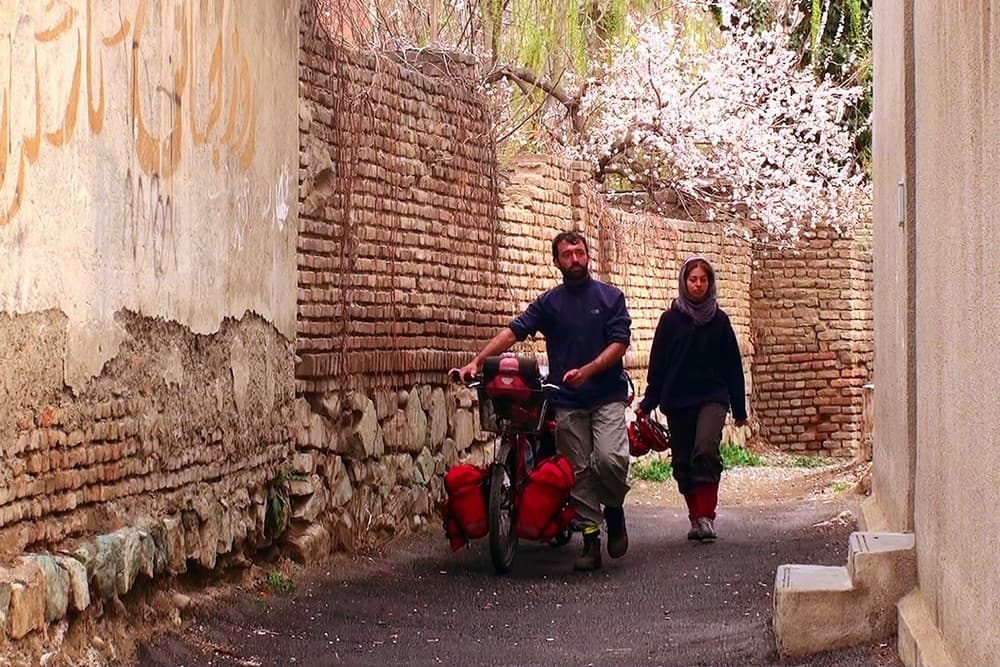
639, 306, 747, 420
508, 276, 631, 409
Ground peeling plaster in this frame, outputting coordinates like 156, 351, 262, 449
230, 335, 251, 416
0, 1, 299, 388
161, 345, 185, 388
64, 320, 129, 394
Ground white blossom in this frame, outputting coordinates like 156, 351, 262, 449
565, 9, 870, 242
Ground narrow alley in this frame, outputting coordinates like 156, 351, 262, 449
137, 473, 899, 667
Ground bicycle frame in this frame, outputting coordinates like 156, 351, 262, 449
492, 393, 556, 476
449, 362, 561, 573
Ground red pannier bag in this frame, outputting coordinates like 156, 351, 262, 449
440, 464, 488, 550
515, 456, 576, 541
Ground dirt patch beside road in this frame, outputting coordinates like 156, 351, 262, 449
630, 457, 869, 509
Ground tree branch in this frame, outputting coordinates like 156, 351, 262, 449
485, 65, 586, 134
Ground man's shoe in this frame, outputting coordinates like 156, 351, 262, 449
687, 519, 701, 540
604, 506, 628, 558
697, 516, 716, 541
574, 530, 602, 571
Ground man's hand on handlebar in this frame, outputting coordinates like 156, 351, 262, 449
451, 361, 480, 383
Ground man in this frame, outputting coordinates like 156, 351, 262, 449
458, 231, 632, 571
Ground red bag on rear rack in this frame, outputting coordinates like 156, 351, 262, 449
440, 464, 488, 550
515, 455, 576, 541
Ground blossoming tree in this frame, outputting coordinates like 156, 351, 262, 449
314, 0, 871, 240
567, 8, 870, 240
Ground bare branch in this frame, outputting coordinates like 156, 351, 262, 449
485, 65, 587, 134
485, 66, 573, 106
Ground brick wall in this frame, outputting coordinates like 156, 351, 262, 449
0, 311, 295, 557
292, 16, 756, 564
297, 19, 502, 392
295, 54, 754, 391
751, 227, 873, 456
296, 30, 753, 397
495, 156, 754, 393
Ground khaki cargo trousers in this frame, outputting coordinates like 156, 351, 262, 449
554, 401, 630, 527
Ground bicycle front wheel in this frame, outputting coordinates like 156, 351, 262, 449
488, 438, 518, 574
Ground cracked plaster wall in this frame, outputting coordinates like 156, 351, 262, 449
0, 0, 299, 391
0, 1, 300, 555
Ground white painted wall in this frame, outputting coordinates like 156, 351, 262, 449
871, 0, 914, 532
0, 1, 299, 390
876, 1, 1000, 664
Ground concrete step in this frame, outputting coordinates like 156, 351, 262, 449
773, 531, 917, 659
774, 565, 867, 657
848, 531, 916, 588
897, 590, 958, 667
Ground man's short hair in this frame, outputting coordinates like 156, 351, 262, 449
551, 231, 589, 261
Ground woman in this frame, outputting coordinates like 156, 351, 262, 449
636, 255, 748, 541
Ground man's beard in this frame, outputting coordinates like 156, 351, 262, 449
559, 265, 589, 282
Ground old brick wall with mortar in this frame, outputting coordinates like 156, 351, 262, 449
495, 155, 754, 393
0, 312, 294, 547
0, 310, 296, 639
295, 30, 756, 399
293, 10, 757, 568
297, 18, 502, 393
296, 29, 754, 399
751, 228, 873, 456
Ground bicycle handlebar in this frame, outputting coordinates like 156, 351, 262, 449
447, 368, 481, 387
447, 368, 560, 394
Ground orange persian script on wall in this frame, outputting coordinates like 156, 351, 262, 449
0, 0, 259, 226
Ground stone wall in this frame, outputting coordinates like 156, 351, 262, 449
285, 147, 758, 573
0, 310, 296, 639
751, 228, 873, 456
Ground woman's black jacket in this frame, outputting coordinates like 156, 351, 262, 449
638, 306, 747, 421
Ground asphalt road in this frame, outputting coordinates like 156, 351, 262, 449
137, 498, 901, 667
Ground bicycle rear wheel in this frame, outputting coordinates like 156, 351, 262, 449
488, 438, 518, 574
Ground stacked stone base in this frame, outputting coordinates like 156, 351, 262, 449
0, 381, 495, 643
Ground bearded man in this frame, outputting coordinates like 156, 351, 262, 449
457, 231, 632, 571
